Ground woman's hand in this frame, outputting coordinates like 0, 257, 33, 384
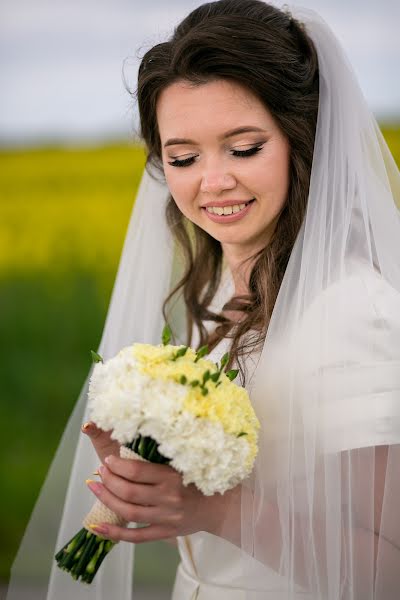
85, 454, 241, 544
81, 421, 120, 464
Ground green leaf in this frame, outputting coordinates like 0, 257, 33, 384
210, 372, 220, 382
201, 387, 209, 396
216, 381, 222, 388
190, 380, 199, 387
220, 352, 230, 368
194, 345, 209, 362
180, 375, 187, 385
226, 369, 239, 381
202, 370, 211, 383
172, 346, 188, 361
237, 431, 247, 437
91, 350, 103, 364
161, 324, 172, 346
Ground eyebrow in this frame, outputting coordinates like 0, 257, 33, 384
163, 126, 268, 148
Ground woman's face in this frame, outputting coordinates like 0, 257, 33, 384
156, 78, 290, 259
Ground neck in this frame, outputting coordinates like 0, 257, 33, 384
222, 244, 257, 296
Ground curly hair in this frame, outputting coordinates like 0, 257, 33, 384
135, 0, 319, 384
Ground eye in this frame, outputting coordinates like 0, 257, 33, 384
231, 144, 264, 158
167, 155, 197, 168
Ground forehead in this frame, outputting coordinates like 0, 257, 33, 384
156, 78, 275, 140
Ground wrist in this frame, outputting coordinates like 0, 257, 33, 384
204, 484, 242, 544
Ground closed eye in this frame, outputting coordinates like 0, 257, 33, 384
168, 155, 197, 168
231, 144, 264, 157
167, 144, 264, 168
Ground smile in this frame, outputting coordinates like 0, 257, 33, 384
202, 199, 255, 223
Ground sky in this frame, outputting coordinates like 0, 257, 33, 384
0, 0, 399, 147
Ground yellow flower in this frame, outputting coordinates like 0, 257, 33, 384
132, 342, 260, 466
132, 343, 214, 382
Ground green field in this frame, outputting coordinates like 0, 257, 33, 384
1, 127, 399, 584
0, 143, 181, 586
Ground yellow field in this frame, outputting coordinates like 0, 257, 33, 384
0, 143, 146, 278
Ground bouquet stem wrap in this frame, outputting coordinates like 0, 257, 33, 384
83, 446, 145, 535
55, 445, 147, 583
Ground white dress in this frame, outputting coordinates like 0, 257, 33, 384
171, 263, 400, 599
171, 268, 303, 599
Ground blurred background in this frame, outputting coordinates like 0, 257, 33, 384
1, 0, 399, 598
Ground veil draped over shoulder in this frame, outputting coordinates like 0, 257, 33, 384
6, 5, 400, 600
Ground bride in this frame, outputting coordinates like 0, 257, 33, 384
7, 1, 400, 599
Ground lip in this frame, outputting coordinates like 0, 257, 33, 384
201, 199, 254, 208
202, 199, 255, 223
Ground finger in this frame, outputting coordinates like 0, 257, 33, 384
81, 422, 111, 441
98, 466, 158, 506
86, 480, 175, 525
90, 522, 177, 544
81, 423, 120, 463
81, 421, 98, 435
104, 454, 179, 485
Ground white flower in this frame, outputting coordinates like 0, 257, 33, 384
88, 343, 258, 495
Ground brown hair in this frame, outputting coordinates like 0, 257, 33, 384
135, 0, 319, 383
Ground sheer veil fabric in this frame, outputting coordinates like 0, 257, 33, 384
6, 5, 400, 600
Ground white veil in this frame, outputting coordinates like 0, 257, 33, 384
239, 6, 400, 599
6, 4, 400, 600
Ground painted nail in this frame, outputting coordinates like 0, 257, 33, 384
85, 479, 102, 494
88, 522, 109, 534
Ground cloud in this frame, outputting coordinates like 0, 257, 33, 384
0, 0, 398, 145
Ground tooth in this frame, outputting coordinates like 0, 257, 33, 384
206, 207, 213, 213
215, 207, 224, 215
232, 205, 240, 213
223, 206, 233, 215
239, 203, 245, 210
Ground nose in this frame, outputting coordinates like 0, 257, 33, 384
200, 165, 237, 195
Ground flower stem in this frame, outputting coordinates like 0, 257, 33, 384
55, 527, 115, 583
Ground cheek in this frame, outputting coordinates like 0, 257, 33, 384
256, 148, 290, 207
164, 170, 197, 215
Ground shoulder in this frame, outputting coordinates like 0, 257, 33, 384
294, 263, 400, 372
308, 262, 400, 328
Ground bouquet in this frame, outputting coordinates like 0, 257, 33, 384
55, 325, 259, 583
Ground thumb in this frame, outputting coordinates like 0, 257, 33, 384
81, 421, 120, 463
81, 421, 106, 439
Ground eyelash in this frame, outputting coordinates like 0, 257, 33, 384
167, 144, 264, 168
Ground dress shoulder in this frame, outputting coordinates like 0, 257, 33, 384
296, 263, 400, 452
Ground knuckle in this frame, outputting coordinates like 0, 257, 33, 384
126, 487, 137, 503
127, 506, 139, 522
170, 469, 182, 485
169, 510, 184, 526
169, 493, 183, 508
99, 468, 108, 483
118, 487, 133, 503
132, 529, 146, 543
158, 480, 169, 494
129, 461, 140, 480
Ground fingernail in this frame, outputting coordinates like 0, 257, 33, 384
81, 422, 92, 434
98, 465, 105, 477
88, 522, 109, 534
93, 470, 100, 476
85, 479, 102, 493
105, 456, 112, 465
